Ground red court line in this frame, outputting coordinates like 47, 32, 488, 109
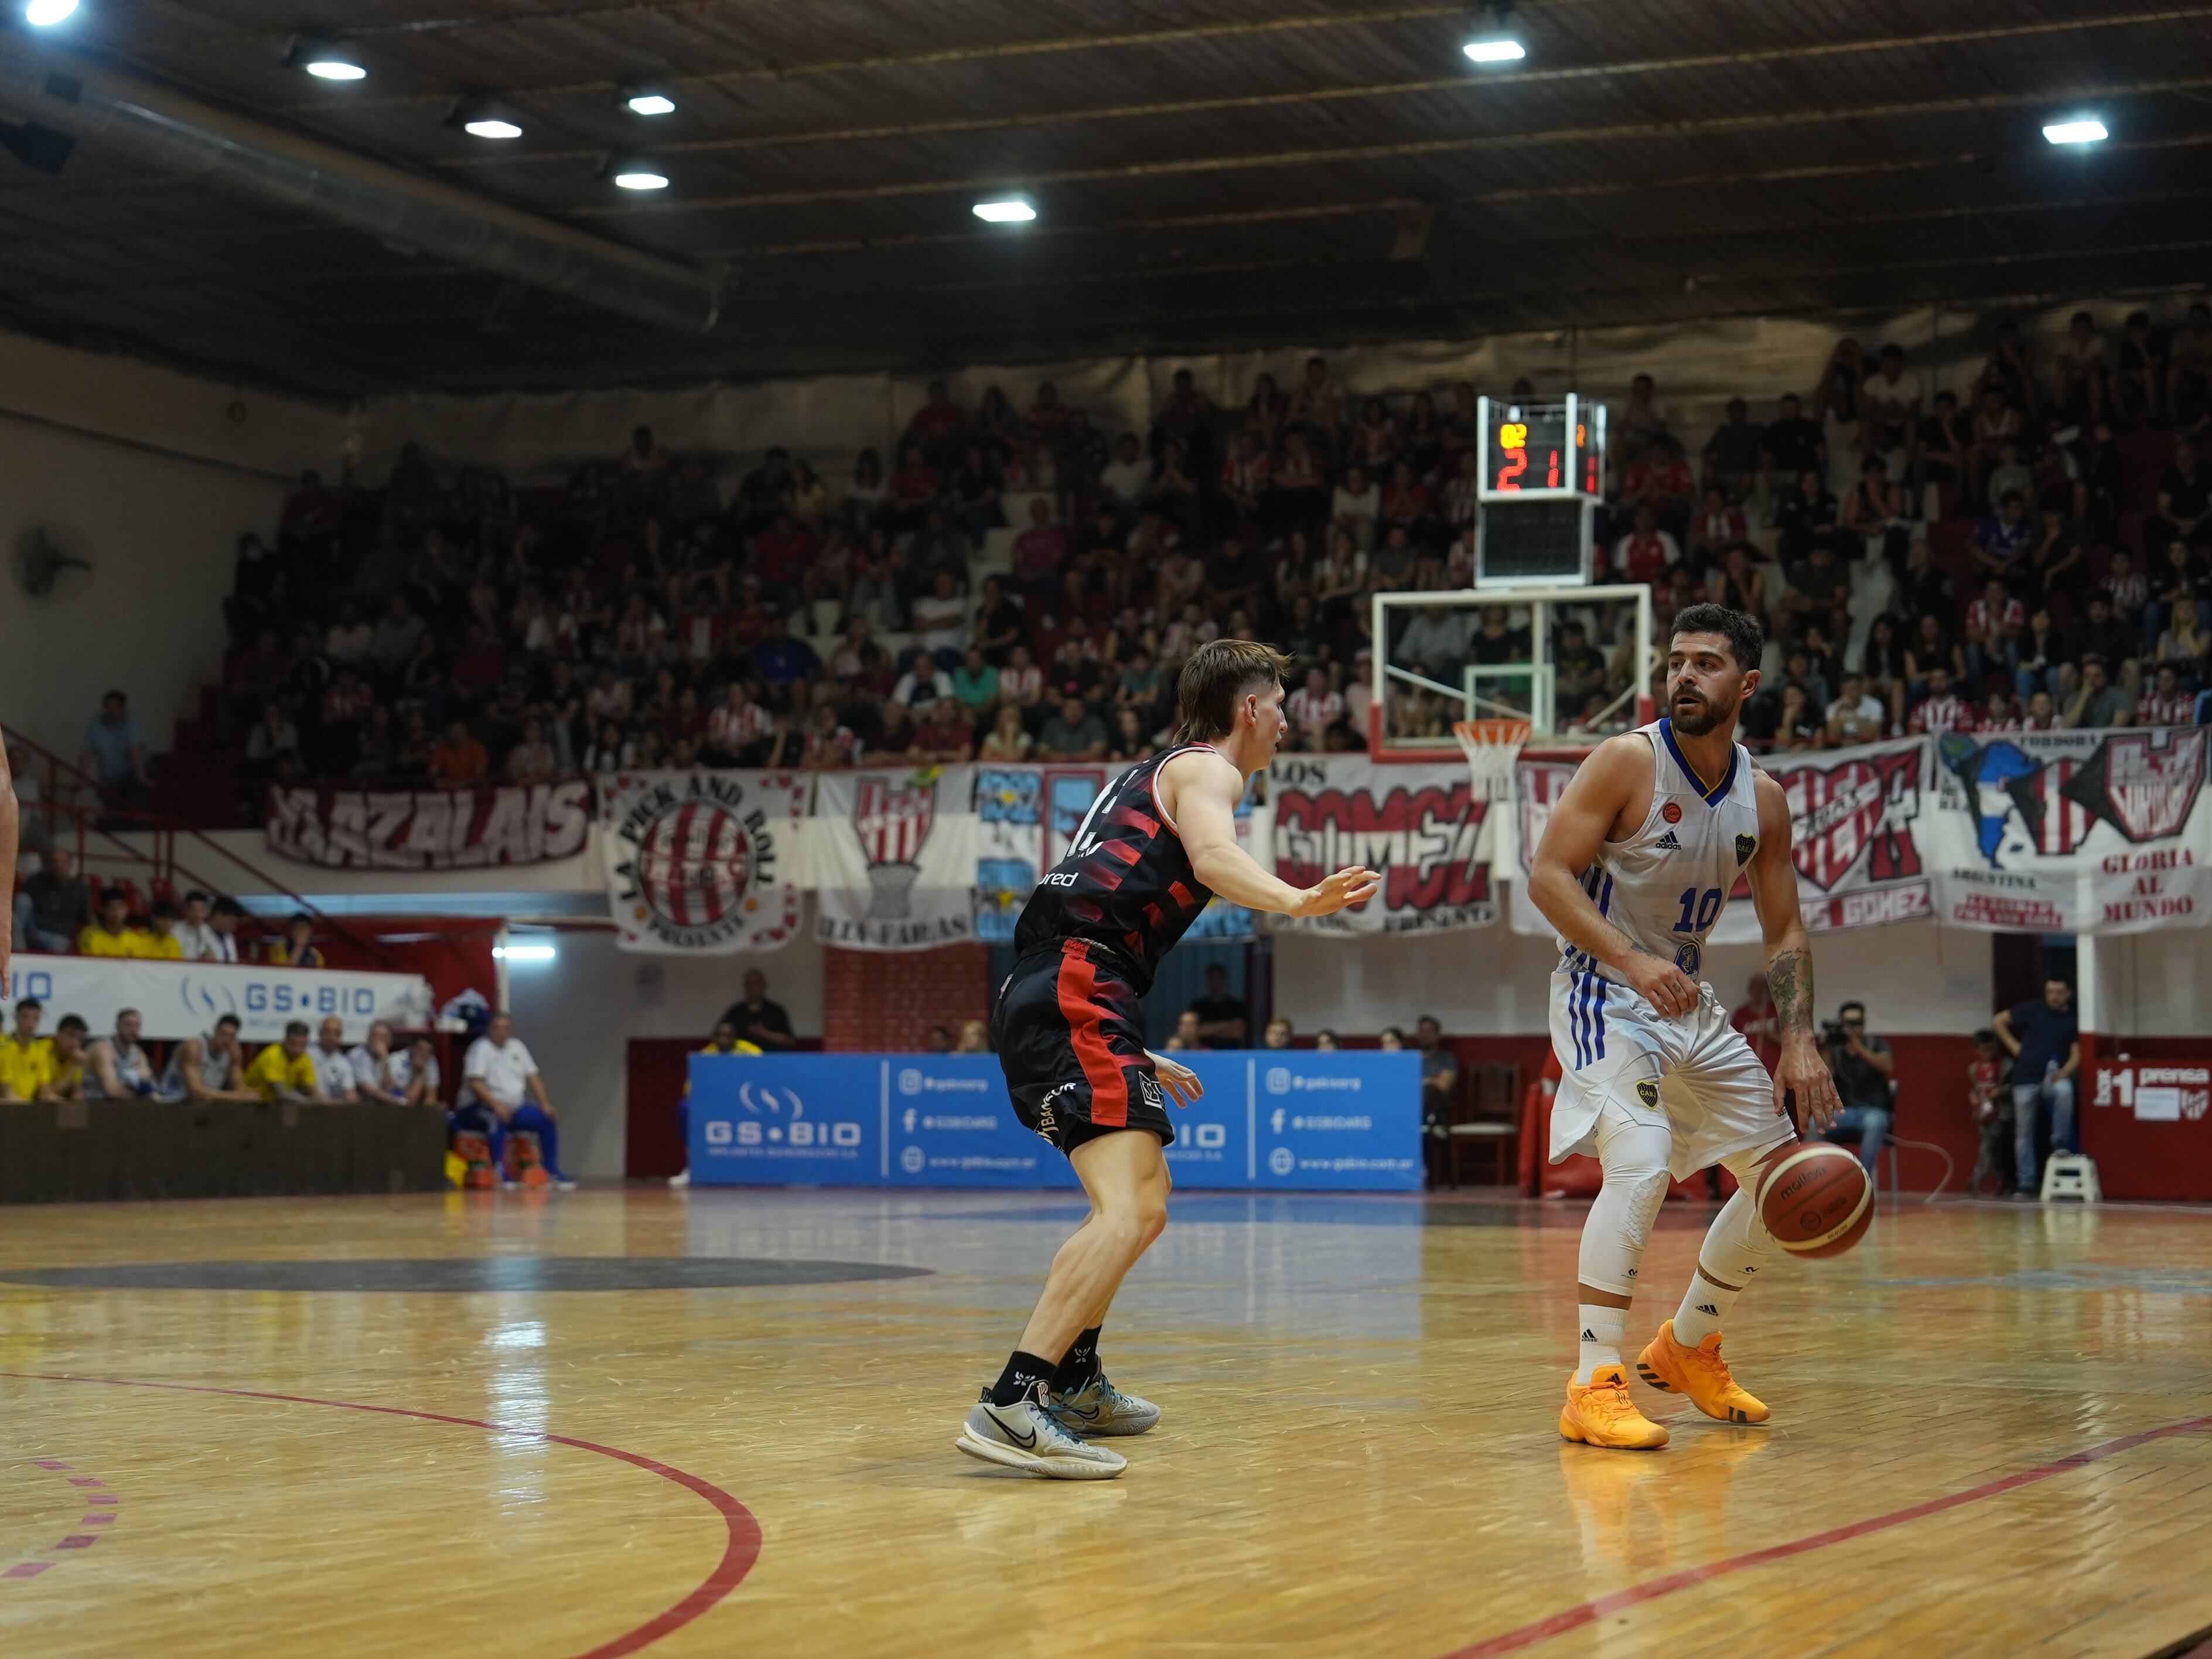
1439, 1415, 2212, 1659
0, 1371, 762, 1659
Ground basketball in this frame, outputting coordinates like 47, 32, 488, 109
1757, 1143, 1873, 1257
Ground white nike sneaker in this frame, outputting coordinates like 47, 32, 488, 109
1047, 1370, 1161, 1437
667, 1170, 691, 1189
956, 1383, 1128, 1479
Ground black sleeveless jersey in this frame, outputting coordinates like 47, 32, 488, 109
1013, 745, 1221, 991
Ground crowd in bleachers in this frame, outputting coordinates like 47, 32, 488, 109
200, 300, 2212, 798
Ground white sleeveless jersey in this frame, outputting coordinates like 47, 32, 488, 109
1558, 718, 1762, 986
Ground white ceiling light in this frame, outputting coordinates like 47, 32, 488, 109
24, 0, 79, 25
288, 37, 367, 81
2042, 118, 2108, 146
972, 197, 1036, 223
612, 166, 669, 190
492, 942, 557, 962
623, 88, 677, 117
449, 96, 525, 141
1462, 36, 1525, 63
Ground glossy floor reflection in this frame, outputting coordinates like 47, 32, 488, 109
2, 1187, 2208, 1658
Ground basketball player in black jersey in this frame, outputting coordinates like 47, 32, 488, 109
957, 640, 1380, 1478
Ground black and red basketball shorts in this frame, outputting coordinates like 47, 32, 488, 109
993, 940, 1174, 1153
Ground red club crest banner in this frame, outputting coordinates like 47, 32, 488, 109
603, 771, 808, 954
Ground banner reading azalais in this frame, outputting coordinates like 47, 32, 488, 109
602, 770, 808, 953
1267, 755, 1497, 934
1924, 727, 2212, 934
814, 765, 978, 950
267, 780, 592, 869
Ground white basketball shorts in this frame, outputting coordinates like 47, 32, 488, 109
1548, 964, 1795, 1180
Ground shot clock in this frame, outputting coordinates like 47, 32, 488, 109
1474, 393, 1606, 586
1476, 394, 1605, 500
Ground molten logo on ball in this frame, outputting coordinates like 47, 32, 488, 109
1757, 1143, 1873, 1258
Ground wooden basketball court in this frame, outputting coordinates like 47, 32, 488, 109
3, 1187, 2208, 1658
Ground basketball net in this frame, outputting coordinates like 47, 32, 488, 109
1451, 718, 1531, 801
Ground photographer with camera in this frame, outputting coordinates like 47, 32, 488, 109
1817, 1000, 1893, 1175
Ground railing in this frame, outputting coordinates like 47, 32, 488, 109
5, 728, 414, 975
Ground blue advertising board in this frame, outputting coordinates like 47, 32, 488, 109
688, 1050, 1420, 1192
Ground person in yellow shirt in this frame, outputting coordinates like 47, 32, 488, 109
0, 997, 54, 1101
40, 1016, 88, 1101
670, 1020, 763, 1190
77, 889, 139, 957
134, 899, 187, 960
244, 1020, 322, 1103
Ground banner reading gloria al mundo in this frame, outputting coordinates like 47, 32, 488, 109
1923, 726, 2212, 934
601, 770, 808, 953
266, 780, 593, 869
1267, 754, 1497, 934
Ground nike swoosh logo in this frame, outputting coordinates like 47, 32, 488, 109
1059, 1404, 1101, 1421
1002, 1416, 1037, 1449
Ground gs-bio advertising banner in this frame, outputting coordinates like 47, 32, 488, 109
686, 1050, 1420, 1190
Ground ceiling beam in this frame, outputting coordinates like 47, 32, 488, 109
268, 1, 1477, 110
575, 74, 2212, 218
0, 33, 724, 336
438, 7, 2212, 173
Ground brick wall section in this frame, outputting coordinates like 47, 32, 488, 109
821, 944, 992, 1052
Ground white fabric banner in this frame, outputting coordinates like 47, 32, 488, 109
600, 770, 809, 954
1266, 755, 1498, 936
1923, 727, 2212, 934
811, 766, 979, 950
267, 781, 593, 869
6, 955, 431, 1044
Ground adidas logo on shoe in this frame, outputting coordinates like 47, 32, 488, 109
1655, 830, 1682, 851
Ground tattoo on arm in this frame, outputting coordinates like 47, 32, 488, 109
1767, 947, 1814, 1036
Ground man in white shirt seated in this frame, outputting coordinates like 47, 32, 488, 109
157, 1013, 260, 1104
458, 1012, 575, 1190
173, 890, 230, 962
348, 1020, 405, 1106
84, 1008, 157, 1101
387, 1034, 444, 1108
310, 1015, 360, 1103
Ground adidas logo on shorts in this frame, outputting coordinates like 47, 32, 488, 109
1654, 830, 1682, 851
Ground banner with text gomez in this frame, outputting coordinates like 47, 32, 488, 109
1267, 755, 1497, 936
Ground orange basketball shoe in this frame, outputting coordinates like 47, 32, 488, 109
1559, 1364, 1670, 1450
1635, 1321, 1770, 1425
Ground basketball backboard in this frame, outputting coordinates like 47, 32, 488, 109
1368, 583, 1656, 762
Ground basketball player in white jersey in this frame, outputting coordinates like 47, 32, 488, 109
1528, 604, 1842, 1449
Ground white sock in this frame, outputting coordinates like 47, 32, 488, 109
1575, 1303, 1626, 1384
1671, 1271, 1741, 1347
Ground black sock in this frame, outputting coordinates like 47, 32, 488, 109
1053, 1327, 1102, 1392
988, 1350, 1059, 1407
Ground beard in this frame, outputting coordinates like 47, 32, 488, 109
1670, 687, 1723, 735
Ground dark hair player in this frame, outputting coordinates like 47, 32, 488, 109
958, 639, 1381, 1479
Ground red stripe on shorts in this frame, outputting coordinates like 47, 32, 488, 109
1057, 941, 1129, 1128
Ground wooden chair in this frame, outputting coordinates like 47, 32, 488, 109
1446, 1060, 1521, 1187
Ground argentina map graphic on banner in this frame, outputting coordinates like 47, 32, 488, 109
602, 770, 809, 953
975, 762, 1259, 944
1923, 726, 2212, 934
